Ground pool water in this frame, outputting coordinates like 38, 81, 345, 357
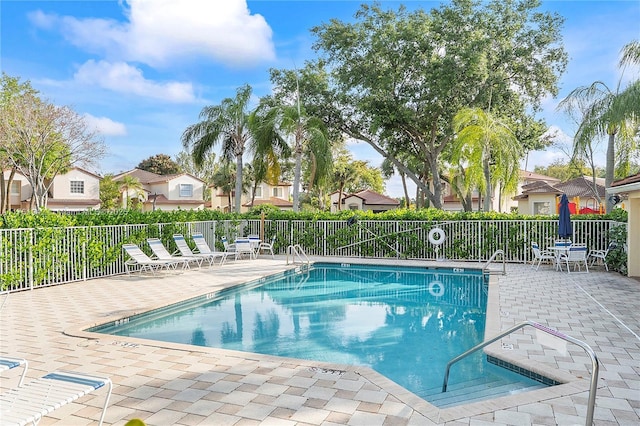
90, 263, 547, 405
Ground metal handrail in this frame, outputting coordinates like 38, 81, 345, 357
286, 244, 310, 265
482, 249, 506, 275
442, 320, 599, 426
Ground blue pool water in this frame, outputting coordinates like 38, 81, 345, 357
90, 263, 547, 405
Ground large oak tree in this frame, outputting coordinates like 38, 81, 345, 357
271, 0, 566, 208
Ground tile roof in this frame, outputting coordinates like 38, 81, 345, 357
243, 197, 293, 208
353, 189, 400, 206
113, 168, 204, 184
145, 194, 203, 205
611, 172, 640, 187
556, 176, 605, 198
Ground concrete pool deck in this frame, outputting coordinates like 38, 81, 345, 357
0, 257, 638, 425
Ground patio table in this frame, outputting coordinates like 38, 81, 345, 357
547, 245, 570, 271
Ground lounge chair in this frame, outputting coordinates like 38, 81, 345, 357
173, 234, 226, 266
0, 356, 28, 387
588, 242, 616, 271
0, 370, 112, 425
122, 243, 180, 275
147, 238, 203, 269
530, 242, 555, 270
559, 243, 589, 273
191, 233, 229, 265
257, 235, 277, 258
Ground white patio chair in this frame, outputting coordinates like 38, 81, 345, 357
233, 238, 256, 260
588, 241, 616, 271
559, 243, 589, 273
191, 233, 229, 265
0, 370, 112, 425
220, 236, 237, 259
257, 235, 276, 258
0, 356, 28, 387
173, 234, 224, 267
122, 243, 179, 275
530, 241, 556, 270
147, 238, 203, 269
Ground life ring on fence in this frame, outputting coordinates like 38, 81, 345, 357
428, 228, 446, 245
428, 281, 444, 297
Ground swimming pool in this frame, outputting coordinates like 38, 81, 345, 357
89, 262, 547, 406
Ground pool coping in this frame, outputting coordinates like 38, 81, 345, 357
65, 259, 594, 423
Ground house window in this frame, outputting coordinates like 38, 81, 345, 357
70, 181, 84, 194
10, 181, 20, 195
253, 186, 263, 198
533, 201, 551, 215
348, 203, 359, 210
180, 184, 193, 197
272, 187, 283, 198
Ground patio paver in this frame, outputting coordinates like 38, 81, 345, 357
1, 257, 638, 425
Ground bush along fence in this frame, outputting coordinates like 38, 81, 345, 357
0, 218, 627, 292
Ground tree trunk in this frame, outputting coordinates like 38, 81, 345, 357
401, 172, 409, 208
605, 132, 616, 213
0, 173, 6, 213
235, 153, 243, 213
483, 157, 492, 212
293, 147, 303, 212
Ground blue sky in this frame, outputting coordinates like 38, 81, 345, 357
2, 0, 639, 197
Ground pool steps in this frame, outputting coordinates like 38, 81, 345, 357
423, 375, 547, 408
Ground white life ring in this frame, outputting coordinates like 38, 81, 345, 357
428, 281, 444, 297
428, 228, 446, 245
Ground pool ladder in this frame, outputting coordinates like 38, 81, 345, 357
286, 244, 310, 266
482, 249, 506, 275
442, 320, 599, 426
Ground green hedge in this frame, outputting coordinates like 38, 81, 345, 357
0, 207, 628, 229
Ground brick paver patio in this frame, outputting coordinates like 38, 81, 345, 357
1, 257, 638, 425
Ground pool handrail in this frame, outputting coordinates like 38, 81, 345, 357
287, 244, 310, 265
441, 320, 599, 426
482, 249, 506, 275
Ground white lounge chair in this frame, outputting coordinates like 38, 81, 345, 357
173, 234, 226, 267
257, 235, 276, 258
147, 238, 203, 269
191, 233, 229, 265
588, 242, 615, 271
530, 242, 555, 270
0, 356, 28, 387
0, 370, 112, 425
122, 243, 179, 275
559, 243, 589, 273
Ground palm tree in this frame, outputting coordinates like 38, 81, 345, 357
558, 40, 640, 212
278, 103, 331, 212
452, 108, 521, 212
182, 84, 255, 213
118, 175, 144, 209
211, 161, 235, 212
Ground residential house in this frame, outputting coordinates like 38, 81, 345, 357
2, 167, 101, 212
209, 181, 293, 213
2, 169, 30, 211
47, 167, 101, 212
441, 170, 559, 212
607, 172, 640, 278
113, 169, 205, 211
514, 175, 606, 215
330, 189, 400, 213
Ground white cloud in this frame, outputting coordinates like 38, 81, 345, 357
83, 113, 127, 136
74, 60, 195, 103
31, 0, 275, 68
